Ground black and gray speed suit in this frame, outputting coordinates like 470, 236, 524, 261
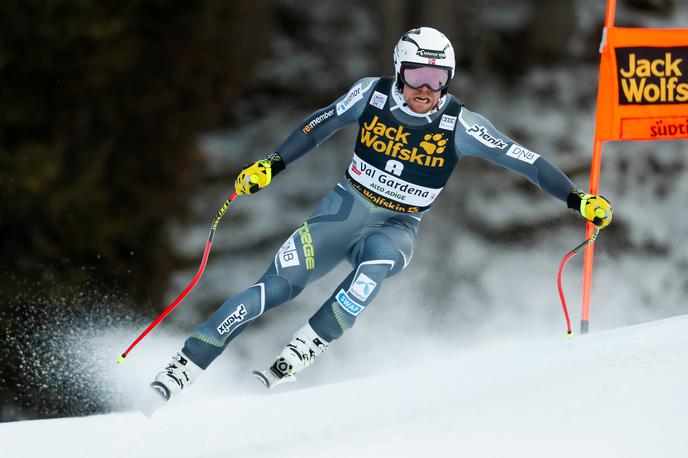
182, 77, 576, 369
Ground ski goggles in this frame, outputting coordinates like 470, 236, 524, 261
400, 64, 451, 91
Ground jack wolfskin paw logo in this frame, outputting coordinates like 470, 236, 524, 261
419, 133, 447, 155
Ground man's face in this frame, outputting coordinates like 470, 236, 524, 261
402, 84, 441, 114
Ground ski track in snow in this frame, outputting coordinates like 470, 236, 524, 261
2, 315, 687, 458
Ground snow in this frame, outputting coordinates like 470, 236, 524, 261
2, 315, 687, 458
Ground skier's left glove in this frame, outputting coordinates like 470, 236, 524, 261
234, 153, 285, 195
567, 188, 613, 229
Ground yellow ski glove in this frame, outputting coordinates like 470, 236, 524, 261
567, 188, 613, 229
234, 153, 285, 195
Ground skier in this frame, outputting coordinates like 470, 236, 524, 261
150, 27, 612, 400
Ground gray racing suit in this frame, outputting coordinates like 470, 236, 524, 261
182, 77, 575, 369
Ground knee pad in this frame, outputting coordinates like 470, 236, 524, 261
257, 271, 294, 310
353, 232, 406, 275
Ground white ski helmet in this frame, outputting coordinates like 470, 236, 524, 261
393, 27, 455, 92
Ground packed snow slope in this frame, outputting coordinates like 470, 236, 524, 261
2, 315, 687, 458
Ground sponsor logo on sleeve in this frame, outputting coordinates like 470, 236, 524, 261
277, 237, 300, 268
348, 273, 377, 303
467, 124, 508, 149
506, 144, 540, 164
616, 47, 688, 105
217, 304, 248, 335
439, 114, 457, 131
336, 289, 365, 316
302, 108, 335, 135
336, 83, 364, 115
369, 91, 388, 109
458, 115, 508, 149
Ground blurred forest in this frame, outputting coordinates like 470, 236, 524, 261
0, 0, 683, 421
0, 1, 273, 304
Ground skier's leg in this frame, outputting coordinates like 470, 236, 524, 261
181, 184, 361, 369
308, 232, 405, 342
152, 183, 364, 398
151, 265, 294, 400
180, 265, 292, 370
255, 226, 415, 388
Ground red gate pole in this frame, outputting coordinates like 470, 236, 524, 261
581, 0, 616, 334
580, 140, 603, 334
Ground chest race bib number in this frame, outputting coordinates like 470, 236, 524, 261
348, 154, 442, 209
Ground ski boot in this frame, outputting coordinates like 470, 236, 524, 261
150, 351, 203, 401
252, 324, 329, 389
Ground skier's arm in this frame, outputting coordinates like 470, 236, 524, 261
453, 108, 612, 228
235, 78, 379, 195
454, 108, 575, 202
276, 77, 379, 165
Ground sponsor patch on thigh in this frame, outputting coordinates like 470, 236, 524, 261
348, 273, 377, 302
336, 289, 365, 316
277, 237, 300, 268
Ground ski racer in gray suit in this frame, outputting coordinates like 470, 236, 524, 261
150, 27, 613, 400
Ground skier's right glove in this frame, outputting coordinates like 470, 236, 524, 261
234, 153, 285, 195
567, 188, 613, 229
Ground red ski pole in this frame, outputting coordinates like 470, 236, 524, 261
117, 191, 239, 363
556, 225, 601, 337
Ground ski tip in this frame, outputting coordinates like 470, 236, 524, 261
117, 354, 126, 364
